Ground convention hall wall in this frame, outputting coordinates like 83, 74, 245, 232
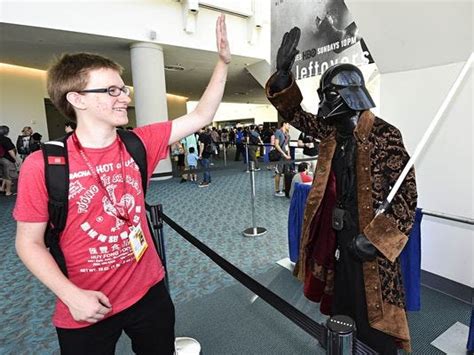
0, 64, 188, 140
380, 61, 473, 287
0, 64, 49, 140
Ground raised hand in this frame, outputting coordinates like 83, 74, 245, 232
216, 14, 231, 64
276, 27, 301, 73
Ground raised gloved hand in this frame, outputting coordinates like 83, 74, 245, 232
277, 27, 301, 73
348, 234, 377, 262
270, 27, 301, 94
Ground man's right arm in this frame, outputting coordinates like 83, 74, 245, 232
8, 149, 16, 161
16, 221, 112, 323
274, 135, 290, 160
199, 141, 204, 159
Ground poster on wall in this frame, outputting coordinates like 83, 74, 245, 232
271, 0, 380, 114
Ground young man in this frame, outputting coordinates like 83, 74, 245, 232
273, 121, 291, 197
14, 15, 230, 354
198, 127, 213, 187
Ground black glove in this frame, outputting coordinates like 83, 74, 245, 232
276, 27, 301, 73
269, 27, 301, 94
348, 234, 377, 262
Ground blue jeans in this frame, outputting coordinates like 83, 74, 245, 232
200, 158, 211, 183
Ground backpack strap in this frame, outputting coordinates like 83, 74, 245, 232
41, 135, 70, 276
117, 130, 166, 262
117, 130, 148, 198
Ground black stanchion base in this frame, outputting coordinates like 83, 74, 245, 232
242, 227, 268, 237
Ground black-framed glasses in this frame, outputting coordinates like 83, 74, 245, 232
78, 85, 131, 97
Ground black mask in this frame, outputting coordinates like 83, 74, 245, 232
317, 85, 353, 123
316, 64, 375, 123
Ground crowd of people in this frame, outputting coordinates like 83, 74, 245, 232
169, 122, 319, 197
0, 125, 43, 196
0, 121, 77, 196
2, 119, 319, 198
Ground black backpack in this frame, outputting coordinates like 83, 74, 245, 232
41, 130, 151, 277
249, 132, 260, 145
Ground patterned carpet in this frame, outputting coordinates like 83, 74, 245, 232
0, 158, 292, 353
0, 157, 471, 354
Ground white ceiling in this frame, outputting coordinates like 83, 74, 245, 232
346, 0, 473, 73
0, 22, 268, 104
1, 1, 472, 105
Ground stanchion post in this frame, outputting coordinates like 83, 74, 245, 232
242, 161, 268, 237
245, 142, 250, 173
149, 204, 169, 291
223, 143, 227, 167
149, 205, 203, 353
326, 315, 356, 355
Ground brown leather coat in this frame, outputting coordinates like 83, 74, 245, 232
266, 73, 418, 351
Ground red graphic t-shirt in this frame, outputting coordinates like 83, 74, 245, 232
13, 121, 172, 328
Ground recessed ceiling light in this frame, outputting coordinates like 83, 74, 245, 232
165, 64, 185, 71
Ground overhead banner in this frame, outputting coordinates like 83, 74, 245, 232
271, 0, 375, 79
271, 0, 379, 114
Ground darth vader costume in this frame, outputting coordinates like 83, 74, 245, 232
266, 27, 417, 353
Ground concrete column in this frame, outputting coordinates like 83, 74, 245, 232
130, 42, 172, 179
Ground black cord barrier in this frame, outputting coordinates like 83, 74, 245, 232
150, 206, 378, 354
162, 211, 327, 342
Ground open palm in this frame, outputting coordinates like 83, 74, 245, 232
216, 14, 231, 64
277, 27, 301, 72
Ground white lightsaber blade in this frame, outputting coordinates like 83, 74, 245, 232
377, 52, 473, 215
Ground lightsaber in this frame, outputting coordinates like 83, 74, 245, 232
377, 52, 473, 215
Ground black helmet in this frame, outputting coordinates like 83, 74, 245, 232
317, 64, 375, 120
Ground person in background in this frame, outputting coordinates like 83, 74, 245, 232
228, 127, 235, 147
181, 132, 199, 157
171, 141, 186, 183
14, 14, 230, 354
186, 146, 198, 182
220, 128, 229, 148
289, 162, 313, 198
297, 131, 319, 174
198, 127, 213, 187
247, 124, 262, 171
273, 121, 291, 197
234, 127, 245, 161
0, 125, 19, 196
29, 132, 43, 153
16, 126, 33, 161
64, 121, 77, 133
210, 127, 220, 158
